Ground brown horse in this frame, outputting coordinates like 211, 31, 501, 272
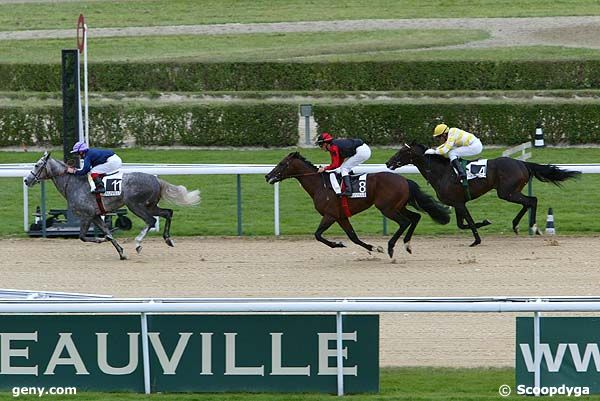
265, 152, 450, 257
385, 143, 580, 247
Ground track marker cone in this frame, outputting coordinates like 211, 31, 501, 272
545, 208, 555, 235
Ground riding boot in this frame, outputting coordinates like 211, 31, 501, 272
341, 175, 352, 197
451, 159, 467, 185
91, 175, 106, 194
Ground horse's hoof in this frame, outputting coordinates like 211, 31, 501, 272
404, 242, 412, 254
482, 219, 492, 226
513, 226, 519, 235
375, 246, 384, 253
531, 224, 542, 235
335, 242, 346, 248
388, 248, 394, 258
136, 245, 142, 254
120, 254, 128, 260
469, 240, 481, 247
165, 238, 175, 247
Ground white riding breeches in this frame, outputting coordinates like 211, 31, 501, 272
340, 144, 371, 176
90, 154, 122, 174
448, 139, 483, 161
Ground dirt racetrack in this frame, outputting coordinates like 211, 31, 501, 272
1, 234, 599, 367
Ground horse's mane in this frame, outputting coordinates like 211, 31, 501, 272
427, 153, 449, 163
50, 157, 67, 167
290, 152, 318, 171
410, 143, 447, 163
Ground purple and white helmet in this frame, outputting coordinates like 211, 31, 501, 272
70, 141, 89, 153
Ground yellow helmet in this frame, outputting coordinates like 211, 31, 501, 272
433, 123, 449, 137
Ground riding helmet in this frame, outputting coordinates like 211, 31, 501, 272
433, 124, 449, 137
70, 141, 89, 153
315, 132, 333, 146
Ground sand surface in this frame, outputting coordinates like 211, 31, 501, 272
2, 234, 598, 367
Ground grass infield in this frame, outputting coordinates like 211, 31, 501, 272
2, 0, 600, 31
0, 147, 595, 238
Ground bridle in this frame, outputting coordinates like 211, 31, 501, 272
28, 157, 50, 184
271, 157, 320, 181
29, 156, 69, 184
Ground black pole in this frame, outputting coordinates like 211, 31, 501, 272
62, 49, 80, 167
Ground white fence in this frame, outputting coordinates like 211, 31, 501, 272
1, 295, 600, 395
1, 162, 598, 235
0, 288, 111, 300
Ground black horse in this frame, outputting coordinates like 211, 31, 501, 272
265, 152, 450, 257
385, 143, 580, 246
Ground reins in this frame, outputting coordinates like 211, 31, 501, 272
424, 154, 432, 176
286, 172, 320, 178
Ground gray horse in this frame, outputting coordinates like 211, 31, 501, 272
24, 152, 200, 260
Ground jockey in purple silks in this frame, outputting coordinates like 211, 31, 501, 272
67, 141, 122, 194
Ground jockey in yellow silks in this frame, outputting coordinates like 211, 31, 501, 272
425, 124, 483, 184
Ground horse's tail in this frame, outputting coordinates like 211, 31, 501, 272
158, 179, 201, 206
407, 179, 450, 225
524, 162, 581, 187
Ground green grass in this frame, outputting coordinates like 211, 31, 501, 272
2, 0, 600, 31
1, 367, 598, 400
7, 34, 600, 64
0, 147, 595, 238
300, 45, 600, 62
0, 30, 488, 64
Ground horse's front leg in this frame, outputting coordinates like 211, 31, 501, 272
91, 216, 127, 260
337, 218, 384, 253
78, 218, 104, 244
315, 215, 345, 248
455, 205, 482, 247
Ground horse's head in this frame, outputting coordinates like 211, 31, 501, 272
265, 152, 316, 184
24, 152, 52, 187
24, 152, 65, 187
386, 143, 426, 170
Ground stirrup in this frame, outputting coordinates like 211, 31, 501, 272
92, 184, 106, 194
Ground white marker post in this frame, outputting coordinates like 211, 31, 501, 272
77, 14, 89, 145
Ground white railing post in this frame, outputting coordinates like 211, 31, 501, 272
140, 312, 151, 394
336, 311, 344, 396
534, 309, 541, 396
274, 182, 280, 236
23, 179, 28, 232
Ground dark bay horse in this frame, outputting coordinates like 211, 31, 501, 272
265, 152, 450, 257
24, 152, 200, 259
385, 143, 580, 246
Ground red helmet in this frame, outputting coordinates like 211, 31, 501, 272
315, 132, 333, 146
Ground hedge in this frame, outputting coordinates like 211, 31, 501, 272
1, 102, 599, 147
2, 61, 600, 91
0, 104, 298, 147
314, 103, 600, 145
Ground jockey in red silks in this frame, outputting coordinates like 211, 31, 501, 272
66, 141, 122, 194
316, 132, 372, 196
